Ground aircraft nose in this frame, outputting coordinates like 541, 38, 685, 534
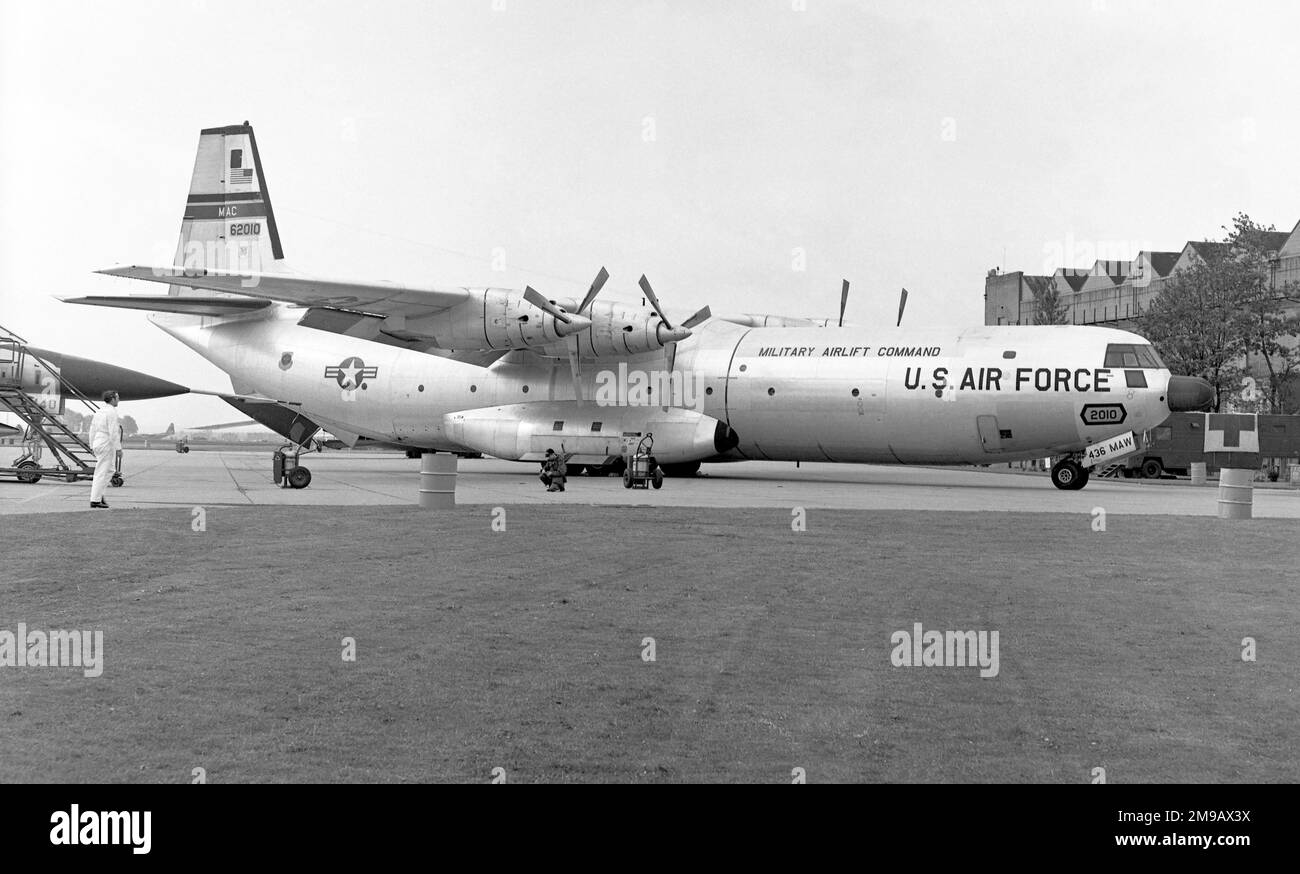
1167, 375, 1214, 411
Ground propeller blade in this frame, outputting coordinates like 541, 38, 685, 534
578, 267, 610, 315
567, 337, 583, 404
666, 342, 677, 375
839, 279, 849, 327
682, 305, 712, 329
523, 286, 572, 324
896, 288, 909, 327
637, 275, 674, 330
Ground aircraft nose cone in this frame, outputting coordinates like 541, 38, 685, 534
1167, 375, 1214, 411
656, 324, 693, 345
554, 313, 593, 337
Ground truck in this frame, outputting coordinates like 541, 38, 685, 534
1114, 412, 1300, 479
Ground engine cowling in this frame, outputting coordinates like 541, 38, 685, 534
530, 299, 690, 359
385, 289, 590, 351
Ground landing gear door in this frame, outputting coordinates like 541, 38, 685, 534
977, 415, 1003, 453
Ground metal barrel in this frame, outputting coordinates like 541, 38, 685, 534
418, 453, 458, 509
1189, 461, 1207, 485
1216, 468, 1253, 520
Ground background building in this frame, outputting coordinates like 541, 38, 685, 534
985, 221, 1300, 413
985, 222, 1299, 330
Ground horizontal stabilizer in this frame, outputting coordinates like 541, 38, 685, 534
62, 295, 272, 316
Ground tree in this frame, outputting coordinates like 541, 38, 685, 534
1026, 275, 1069, 325
120, 415, 139, 437
1225, 213, 1300, 414
1137, 243, 1247, 412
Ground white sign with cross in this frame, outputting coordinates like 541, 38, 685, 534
1204, 413, 1259, 453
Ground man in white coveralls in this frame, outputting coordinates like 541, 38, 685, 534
88, 390, 121, 508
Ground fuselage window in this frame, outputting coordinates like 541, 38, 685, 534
230, 149, 243, 169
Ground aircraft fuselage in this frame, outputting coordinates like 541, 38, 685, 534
151, 308, 1172, 466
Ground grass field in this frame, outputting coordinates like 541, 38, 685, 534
1, 505, 1296, 783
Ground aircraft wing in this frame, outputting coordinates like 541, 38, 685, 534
62, 295, 272, 316
96, 265, 471, 317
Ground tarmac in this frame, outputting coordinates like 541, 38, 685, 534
4, 447, 1299, 517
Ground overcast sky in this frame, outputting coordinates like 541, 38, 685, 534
3, 0, 1298, 430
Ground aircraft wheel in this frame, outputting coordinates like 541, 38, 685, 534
16, 460, 41, 484
1050, 459, 1087, 491
1140, 459, 1163, 479
651, 469, 664, 489
659, 461, 700, 478
288, 467, 312, 489
110, 474, 124, 487
567, 464, 586, 477
622, 471, 633, 489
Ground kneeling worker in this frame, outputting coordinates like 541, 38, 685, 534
89, 390, 121, 508
541, 447, 569, 492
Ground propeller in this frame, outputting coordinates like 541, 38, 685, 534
563, 267, 611, 404
637, 275, 694, 373
839, 279, 849, 327
577, 266, 610, 316
682, 306, 712, 329
662, 306, 712, 373
523, 286, 572, 324
896, 288, 909, 327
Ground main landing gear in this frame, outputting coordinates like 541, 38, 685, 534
273, 443, 313, 489
1050, 457, 1090, 491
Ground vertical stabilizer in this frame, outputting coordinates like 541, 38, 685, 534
171, 122, 286, 296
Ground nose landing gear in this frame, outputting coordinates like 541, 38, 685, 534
1050, 457, 1090, 491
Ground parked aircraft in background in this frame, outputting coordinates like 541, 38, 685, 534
73, 122, 1213, 490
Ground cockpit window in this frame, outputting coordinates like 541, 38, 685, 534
1135, 345, 1163, 368
1105, 343, 1164, 369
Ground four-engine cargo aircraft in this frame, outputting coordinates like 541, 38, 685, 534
69, 123, 1214, 491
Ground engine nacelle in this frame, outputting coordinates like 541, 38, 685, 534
442, 402, 736, 463
386, 289, 590, 351
531, 299, 690, 360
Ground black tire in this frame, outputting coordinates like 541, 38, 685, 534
567, 464, 586, 477
1140, 459, 1163, 479
1050, 460, 1087, 491
651, 469, 664, 489
288, 466, 312, 489
622, 471, 633, 489
16, 461, 41, 484
110, 474, 124, 487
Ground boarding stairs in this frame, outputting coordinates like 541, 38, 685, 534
0, 328, 99, 483
1095, 462, 1125, 478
